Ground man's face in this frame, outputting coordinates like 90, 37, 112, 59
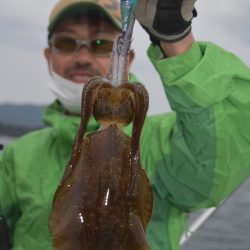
44, 15, 121, 84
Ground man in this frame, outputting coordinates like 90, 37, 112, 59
1, 0, 250, 249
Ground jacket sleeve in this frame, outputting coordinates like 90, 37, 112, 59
0, 146, 20, 237
145, 41, 250, 211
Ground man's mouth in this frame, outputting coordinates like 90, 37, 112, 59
68, 71, 94, 84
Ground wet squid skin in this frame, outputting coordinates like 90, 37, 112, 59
49, 36, 152, 250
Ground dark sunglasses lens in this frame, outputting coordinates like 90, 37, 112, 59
53, 37, 77, 52
91, 39, 113, 54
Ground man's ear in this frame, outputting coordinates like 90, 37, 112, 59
127, 49, 135, 70
44, 47, 52, 75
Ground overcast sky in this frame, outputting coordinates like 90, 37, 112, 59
1, 0, 250, 114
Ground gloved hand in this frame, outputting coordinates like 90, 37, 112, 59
134, 0, 197, 43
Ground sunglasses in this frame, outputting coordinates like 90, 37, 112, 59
49, 36, 114, 55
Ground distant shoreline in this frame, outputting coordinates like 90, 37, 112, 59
0, 135, 16, 146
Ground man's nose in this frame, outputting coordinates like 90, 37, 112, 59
74, 45, 95, 62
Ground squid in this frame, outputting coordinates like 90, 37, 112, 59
49, 2, 152, 249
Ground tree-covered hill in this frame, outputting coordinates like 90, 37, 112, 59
0, 103, 46, 136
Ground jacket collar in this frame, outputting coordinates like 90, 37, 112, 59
43, 101, 99, 147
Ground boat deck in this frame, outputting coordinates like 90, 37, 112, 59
182, 176, 250, 250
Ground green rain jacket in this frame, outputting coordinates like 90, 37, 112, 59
1, 42, 250, 250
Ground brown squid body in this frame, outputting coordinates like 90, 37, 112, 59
49, 36, 152, 250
